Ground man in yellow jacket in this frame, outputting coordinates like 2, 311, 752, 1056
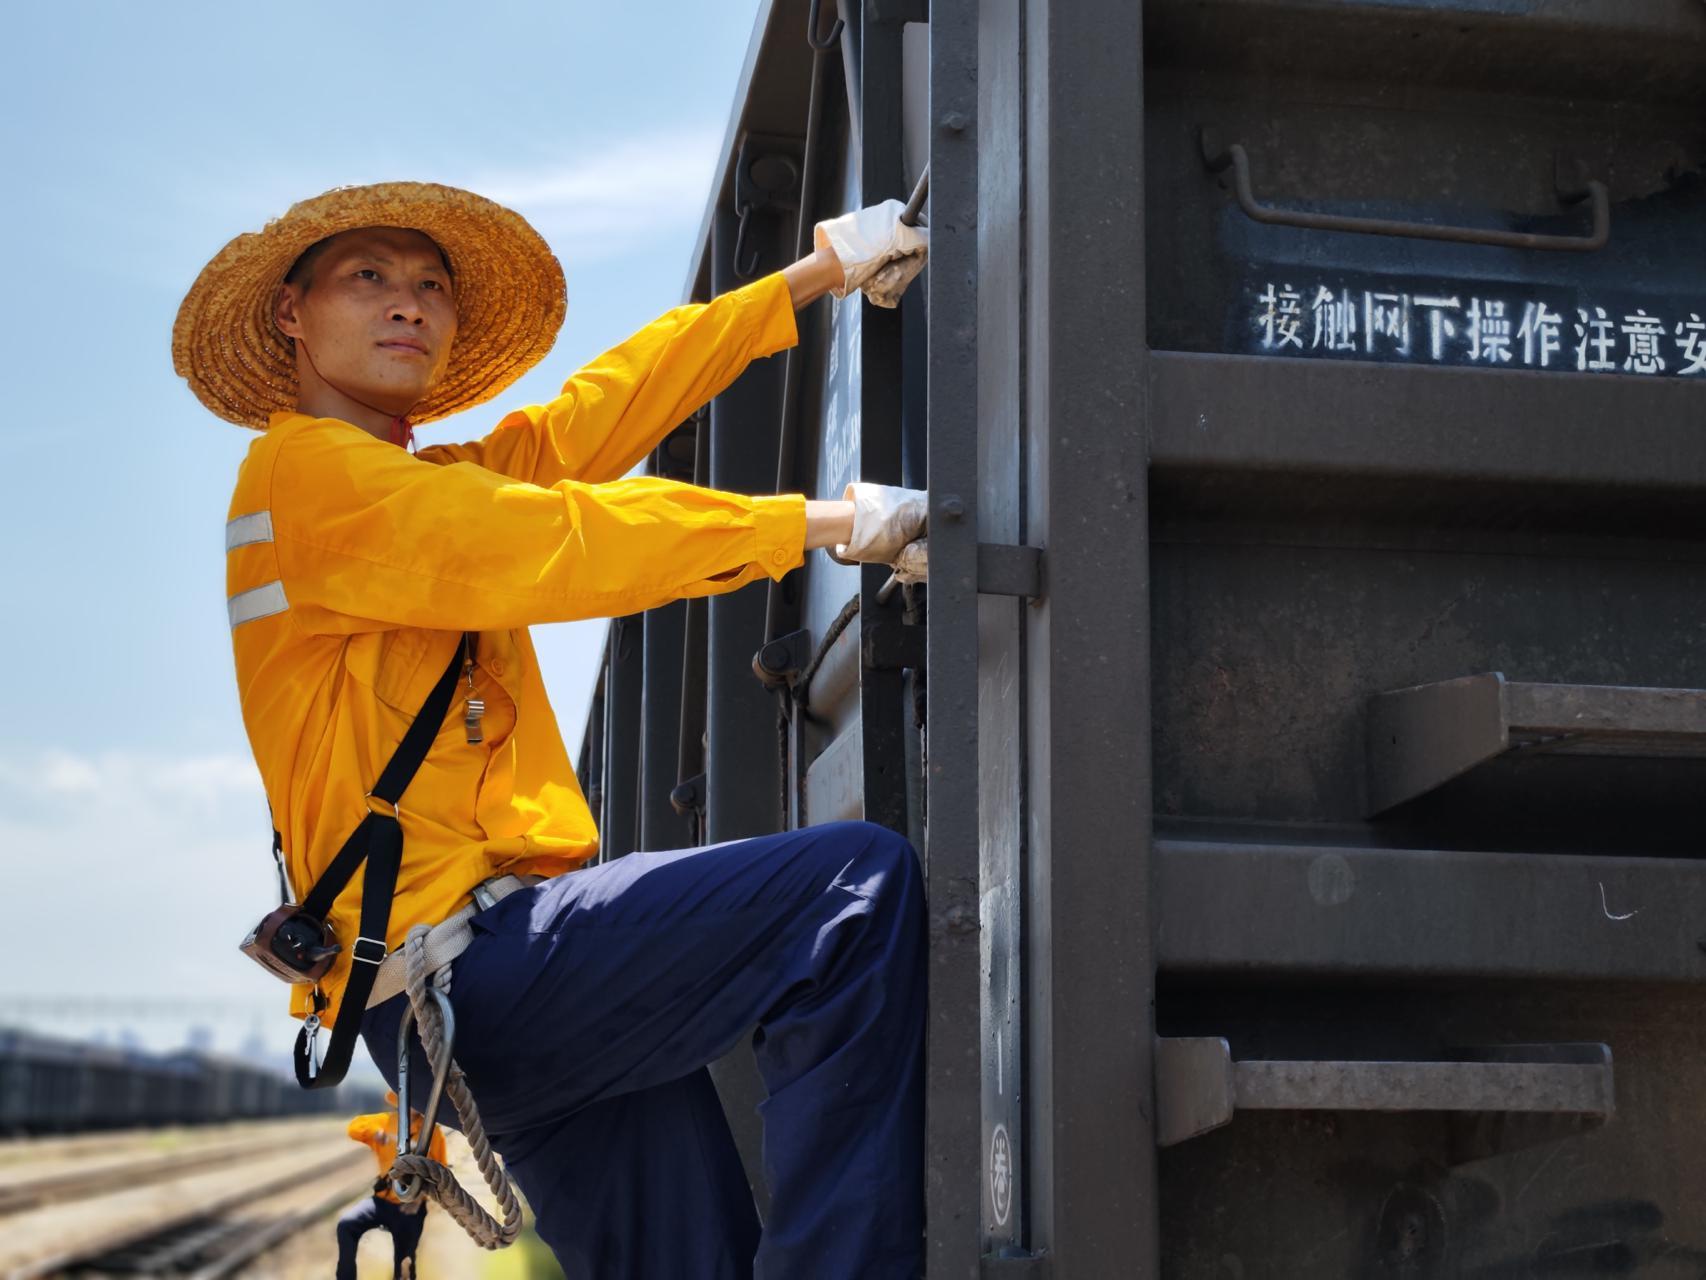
338, 1095, 447, 1280
176, 183, 930, 1279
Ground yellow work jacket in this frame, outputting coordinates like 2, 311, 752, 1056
348, 1111, 448, 1203
223, 274, 805, 1026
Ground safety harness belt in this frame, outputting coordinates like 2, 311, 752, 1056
292, 633, 473, 1090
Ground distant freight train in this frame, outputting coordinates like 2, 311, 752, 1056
0, 1027, 381, 1134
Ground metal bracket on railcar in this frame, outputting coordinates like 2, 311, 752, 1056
1155, 1036, 1613, 1162
873, 540, 1043, 608
977, 543, 1043, 601
863, 620, 926, 672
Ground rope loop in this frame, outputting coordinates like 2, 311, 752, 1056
388, 924, 524, 1250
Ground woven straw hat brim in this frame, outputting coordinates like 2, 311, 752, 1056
172, 182, 565, 429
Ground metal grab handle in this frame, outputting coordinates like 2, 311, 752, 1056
900, 165, 930, 227
1202, 140, 1610, 253
732, 201, 764, 281
806, 0, 843, 50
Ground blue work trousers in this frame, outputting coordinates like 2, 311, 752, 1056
360, 820, 926, 1280
334, 1195, 425, 1279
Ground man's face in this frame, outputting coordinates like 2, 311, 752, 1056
274, 226, 457, 415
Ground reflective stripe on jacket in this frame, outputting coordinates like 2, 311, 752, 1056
224, 274, 805, 1025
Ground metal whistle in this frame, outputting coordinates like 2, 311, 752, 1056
463, 638, 484, 745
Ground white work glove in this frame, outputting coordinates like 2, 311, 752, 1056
890, 539, 929, 585
836, 482, 929, 564
814, 199, 929, 309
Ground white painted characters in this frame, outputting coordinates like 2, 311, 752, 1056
1256, 282, 1304, 350
1364, 291, 1411, 357
1518, 301, 1564, 368
1677, 314, 1706, 376
1575, 307, 1617, 372
1412, 295, 1461, 361
1467, 298, 1513, 364
1621, 310, 1667, 375
1309, 286, 1358, 352
1251, 282, 1706, 377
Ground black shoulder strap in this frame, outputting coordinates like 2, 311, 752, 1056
294, 632, 472, 1089
269, 820, 290, 904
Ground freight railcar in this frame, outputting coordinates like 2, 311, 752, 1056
0, 1028, 380, 1134
579, 1, 1706, 1273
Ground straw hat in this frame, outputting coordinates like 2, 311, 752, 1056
173, 182, 565, 429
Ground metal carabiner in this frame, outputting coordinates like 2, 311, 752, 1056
391, 984, 455, 1203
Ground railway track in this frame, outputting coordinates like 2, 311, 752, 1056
0, 1120, 345, 1216
0, 1119, 370, 1278
0, 1121, 306, 1172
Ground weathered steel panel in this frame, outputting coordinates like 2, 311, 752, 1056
1021, 0, 1158, 1270
975, 0, 1025, 1259
1143, 1, 1706, 1272
577, 2, 1706, 1273
926, 0, 988, 1271
1157, 839, 1706, 985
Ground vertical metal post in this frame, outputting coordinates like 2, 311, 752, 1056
834, 0, 864, 155
675, 596, 708, 847
974, 0, 1032, 1264
707, 195, 787, 846
639, 600, 692, 851
1023, 0, 1157, 1270
576, 678, 596, 796
706, 190, 789, 1212
600, 613, 645, 861
857, 0, 912, 837
676, 414, 712, 847
926, 0, 984, 1273
583, 668, 606, 835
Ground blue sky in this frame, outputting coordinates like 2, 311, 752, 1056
0, 0, 761, 1063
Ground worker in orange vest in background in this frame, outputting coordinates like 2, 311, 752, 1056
337, 1093, 447, 1280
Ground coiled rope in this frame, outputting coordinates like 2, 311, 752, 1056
387, 924, 524, 1249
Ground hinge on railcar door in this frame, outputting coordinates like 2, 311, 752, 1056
669, 773, 706, 819
752, 629, 815, 689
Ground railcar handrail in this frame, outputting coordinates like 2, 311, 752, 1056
1202, 139, 1610, 253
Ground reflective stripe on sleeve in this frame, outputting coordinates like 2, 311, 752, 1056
228, 580, 288, 628
225, 511, 275, 551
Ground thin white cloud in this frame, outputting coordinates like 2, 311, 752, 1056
109, 126, 728, 297
1, 747, 262, 814
0, 747, 282, 1053
462, 127, 725, 263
